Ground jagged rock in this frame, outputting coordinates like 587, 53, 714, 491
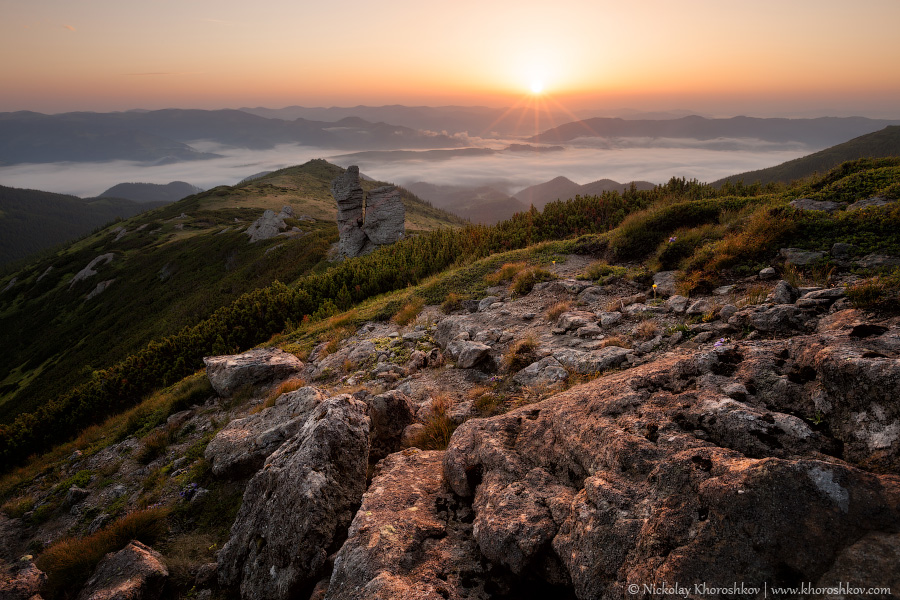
577, 286, 604, 304
0, 556, 46, 600
331, 167, 404, 258
203, 348, 303, 397
194, 562, 218, 588
712, 285, 734, 296
513, 357, 569, 388
446, 341, 491, 369
362, 186, 405, 246
789, 198, 842, 212
347, 341, 376, 368
831, 242, 856, 260
749, 304, 807, 334
718, 304, 738, 321
86, 279, 115, 300
856, 254, 900, 269
847, 196, 894, 211
556, 311, 595, 331
327, 449, 490, 600
69, 253, 115, 289
759, 266, 777, 280
65, 486, 90, 506
686, 298, 713, 315
204, 386, 325, 478
815, 531, 900, 594
245, 206, 294, 243
780, 247, 825, 266
597, 311, 623, 327
575, 324, 603, 339
363, 390, 416, 462
218, 396, 370, 600
803, 287, 846, 301
552, 347, 631, 375
76, 540, 168, 600
478, 296, 500, 312
652, 271, 678, 297
444, 346, 900, 599
665, 295, 689, 313
771, 280, 800, 304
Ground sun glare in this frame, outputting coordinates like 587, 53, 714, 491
530, 79, 544, 94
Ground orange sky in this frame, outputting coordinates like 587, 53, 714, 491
3, 0, 899, 116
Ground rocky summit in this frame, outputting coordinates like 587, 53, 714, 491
3, 250, 899, 600
331, 166, 405, 258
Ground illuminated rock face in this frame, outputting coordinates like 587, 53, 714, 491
331, 166, 404, 258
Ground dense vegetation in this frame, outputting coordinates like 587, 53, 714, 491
0, 185, 163, 267
1, 158, 898, 470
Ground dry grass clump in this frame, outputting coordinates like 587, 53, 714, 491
847, 270, 900, 311
133, 427, 173, 464
634, 320, 659, 340
738, 283, 769, 307
485, 262, 527, 285
37, 506, 170, 598
601, 335, 632, 349
406, 395, 457, 450
1, 494, 35, 519
250, 377, 306, 414
440, 292, 463, 314
502, 336, 538, 372
473, 393, 502, 416
546, 301, 571, 322
511, 267, 555, 296
393, 297, 425, 326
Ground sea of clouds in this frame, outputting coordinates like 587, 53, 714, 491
0, 138, 815, 198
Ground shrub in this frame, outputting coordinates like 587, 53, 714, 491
1, 494, 35, 518
485, 262, 527, 285
503, 336, 538, 372
134, 428, 172, 465
510, 267, 554, 296
846, 270, 900, 311
601, 335, 631, 349
546, 301, 571, 322
406, 395, 457, 450
37, 506, 170, 599
393, 297, 425, 326
473, 393, 501, 417
581, 261, 627, 283
634, 321, 659, 340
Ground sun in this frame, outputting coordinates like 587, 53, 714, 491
530, 79, 544, 94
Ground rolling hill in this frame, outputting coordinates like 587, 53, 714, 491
0, 159, 465, 422
403, 182, 528, 224
713, 125, 900, 186
0, 186, 165, 267
98, 181, 204, 204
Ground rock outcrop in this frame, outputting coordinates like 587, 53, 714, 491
217, 396, 370, 600
76, 540, 168, 600
331, 166, 404, 258
245, 206, 300, 243
204, 386, 326, 478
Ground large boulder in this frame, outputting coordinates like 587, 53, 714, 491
789, 198, 842, 213
331, 166, 369, 257
217, 396, 370, 600
245, 206, 294, 243
363, 390, 417, 463
0, 556, 46, 600
513, 357, 569, 389
443, 340, 900, 599
362, 186, 405, 246
203, 348, 303, 397
76, 541, 168, 600
327, 450, 490, 600
204, 386, 326, 478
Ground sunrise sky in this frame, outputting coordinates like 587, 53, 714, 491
3, 0, 899, 116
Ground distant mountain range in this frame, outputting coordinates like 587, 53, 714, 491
331, 144, 564, 164
528, 115, 900, 147
713, 125, 900, 186
98, 181, 204, 204
403, 182, 528, 225
0, 110, 462, 166
513, 176, 656, 209
0, 186, 164, 267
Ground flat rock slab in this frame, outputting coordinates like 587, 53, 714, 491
204, 348, 303, 397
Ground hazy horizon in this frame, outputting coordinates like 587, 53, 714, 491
2, 0, 899, 118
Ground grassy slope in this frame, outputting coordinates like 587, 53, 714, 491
0, 159, 464, 422
0, 186, 165, 268
714, 126, 900, 186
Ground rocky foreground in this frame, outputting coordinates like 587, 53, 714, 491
2, 258, 899, 600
